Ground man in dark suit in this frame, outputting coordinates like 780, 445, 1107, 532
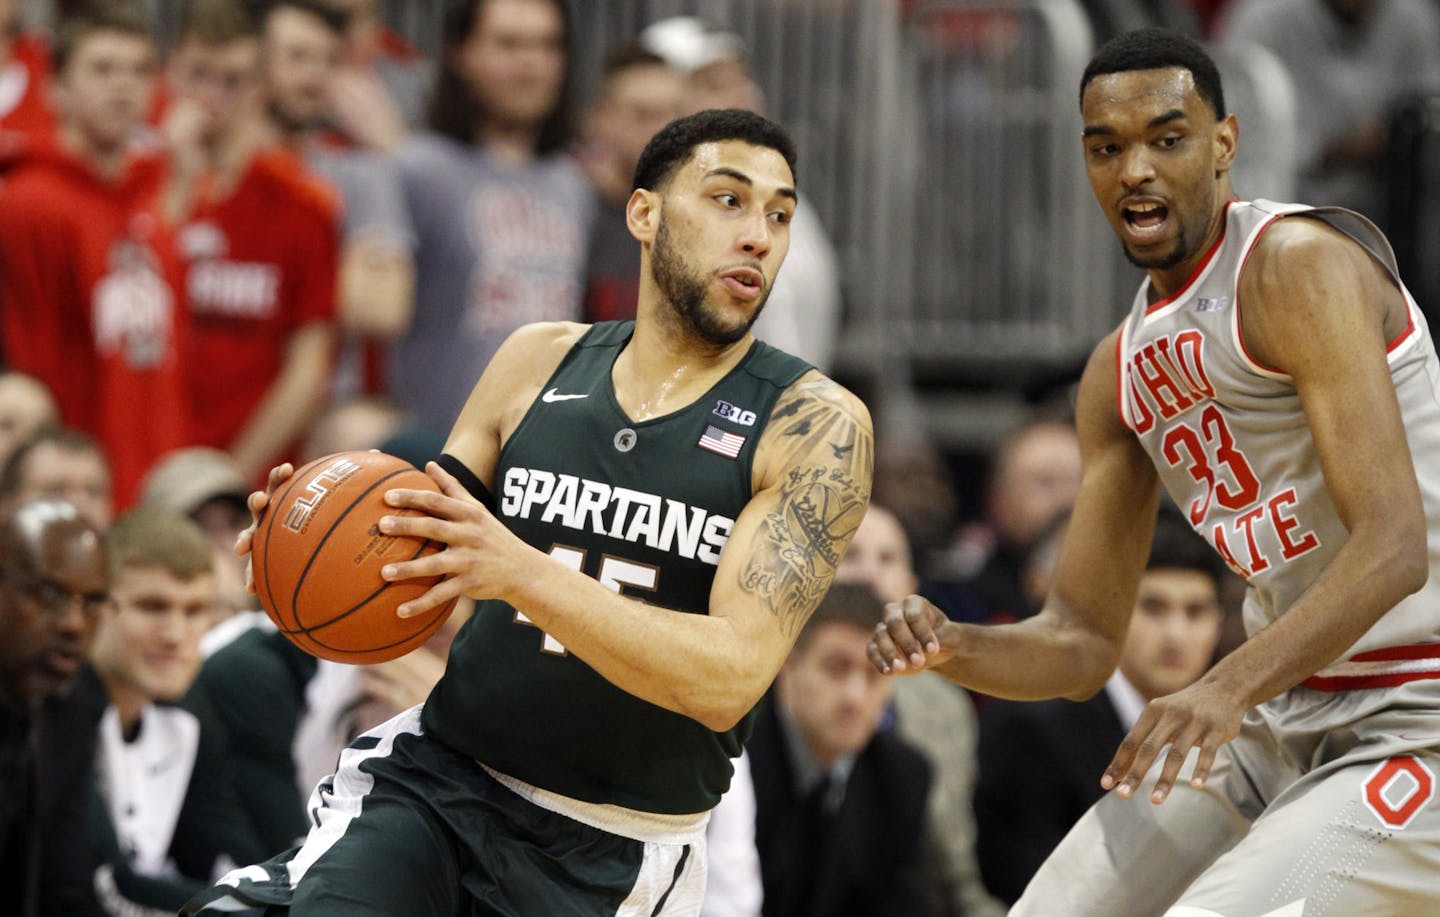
0, 499, 110, 917
973, 510, 1227, 904
749, 583, 936, 917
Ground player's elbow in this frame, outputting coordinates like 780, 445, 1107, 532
678, 667, 769, 732
1059, 631, 1122, 702
1393, 524, 1429, 598
694, 704, 747, 733
689, 680, 766, 732
1362, 504, 1428, 598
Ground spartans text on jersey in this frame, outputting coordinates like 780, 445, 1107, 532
500, 467, 733, 564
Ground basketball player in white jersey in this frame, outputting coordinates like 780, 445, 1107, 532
870, 28, 1440, 915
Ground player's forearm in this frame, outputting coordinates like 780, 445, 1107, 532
1201, 520, 1427, 710
509, 567, 778, 732
931, 610, 1120, 702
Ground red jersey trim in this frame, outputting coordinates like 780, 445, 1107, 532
1386, 312, 1416, 354
1144, 200, 1234, 316
1114, 327, 1132, 432
1301, 642, 1440, 691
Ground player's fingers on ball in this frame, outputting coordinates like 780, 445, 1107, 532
377, 512, 455, 543
247, 489, 268, 518
265, 462, 293, 494
381, 552, 452, 583
385, 486, 463, 519
396, 580, 460, 620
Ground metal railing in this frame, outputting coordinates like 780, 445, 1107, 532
137, 1, 1304, 442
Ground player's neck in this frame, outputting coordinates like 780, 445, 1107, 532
614, 308, 753, 423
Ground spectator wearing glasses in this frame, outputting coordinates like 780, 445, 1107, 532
0, 498, 109, 917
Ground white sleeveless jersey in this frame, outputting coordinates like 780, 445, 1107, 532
1117, 199, 1440, 688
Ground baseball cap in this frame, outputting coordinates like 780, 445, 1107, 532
139, 447, 251, 518
638, 16, 746, 73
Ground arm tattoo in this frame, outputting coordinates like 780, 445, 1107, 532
740, 380, 874, 636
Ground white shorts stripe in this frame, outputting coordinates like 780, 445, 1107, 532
285, 704, 424, 888
482, 764, 709, 846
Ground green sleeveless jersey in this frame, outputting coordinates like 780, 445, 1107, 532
423, 321, 812, 814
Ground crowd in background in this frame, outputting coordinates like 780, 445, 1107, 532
1, 0, 1438, 915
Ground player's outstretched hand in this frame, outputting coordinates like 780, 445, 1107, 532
234, 462, 294, 594
1101, 679, 1246, 805
868, 595, 957, 675
379, 461, 536, 619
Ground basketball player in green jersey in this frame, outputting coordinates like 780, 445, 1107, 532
871, 28, 1440, 915
188, 108, 872, 916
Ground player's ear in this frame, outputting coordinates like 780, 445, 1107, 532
1213, 113, 1238, 177
627, 188, 660, 244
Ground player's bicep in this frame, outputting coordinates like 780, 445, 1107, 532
711, 377, 874, 644
1244, 231, 1422, 537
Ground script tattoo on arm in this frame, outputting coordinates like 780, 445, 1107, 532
741, 379, 874, 636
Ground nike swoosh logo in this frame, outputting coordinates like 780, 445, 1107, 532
542, 388, 588, 403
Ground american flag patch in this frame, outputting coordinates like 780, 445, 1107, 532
698, 424, 746, 458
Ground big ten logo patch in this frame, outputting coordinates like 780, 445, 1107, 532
283, 457, 362, 534
1362, 756, 1435, 829
713, 400, 756, 426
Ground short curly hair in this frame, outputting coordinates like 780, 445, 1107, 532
632, 108, 797, 193
1080, 28, 1226, 121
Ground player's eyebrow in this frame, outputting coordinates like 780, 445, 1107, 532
1146, 109, 1186, 130
1082, 108, 1188, 138
705, 167, 797, 202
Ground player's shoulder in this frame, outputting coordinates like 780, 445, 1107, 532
493, 320, 590, 370
755, 369, 873, 476
770, 369, 871, 430
1244, 212, 1373, 286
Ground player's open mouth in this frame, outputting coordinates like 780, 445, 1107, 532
720, 268, 764, 301
1123, 201, 1169, 240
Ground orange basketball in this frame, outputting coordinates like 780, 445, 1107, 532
251, 451, 457, 664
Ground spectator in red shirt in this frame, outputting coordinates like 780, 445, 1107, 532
0, 2, 188, 511
164, 0, 339, 481
0, 0, 55, 143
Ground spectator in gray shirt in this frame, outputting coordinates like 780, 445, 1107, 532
391, 0, 595, 433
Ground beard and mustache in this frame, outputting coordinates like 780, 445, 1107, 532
650, 215, 771, 347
